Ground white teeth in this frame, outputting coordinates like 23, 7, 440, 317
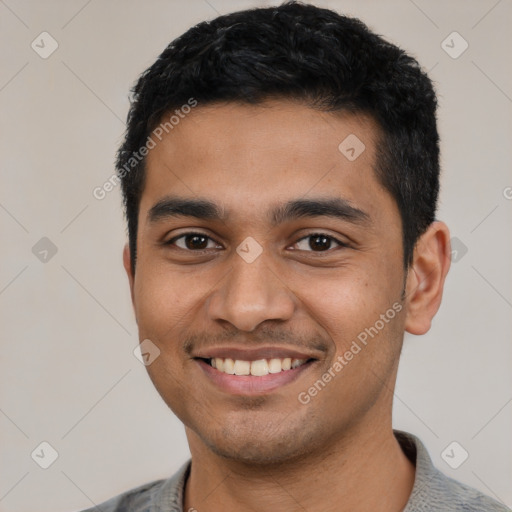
223, 358, 235, 374
234, 360, 251, 375
208, 356, 308, 375
251, 359, 269, 376
282, 357, 292, 370
268, 358, 282, 374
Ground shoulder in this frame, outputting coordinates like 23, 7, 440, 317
396, 430, 510, 512
418, 469, 510, 511
77, 460, 191, 512
78, 478, 167, 512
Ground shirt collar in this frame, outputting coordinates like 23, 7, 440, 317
154, 430, 439, 511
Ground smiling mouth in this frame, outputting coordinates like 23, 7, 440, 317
198, 357, 314, 376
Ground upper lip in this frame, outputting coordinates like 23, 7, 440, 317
193, 346, 320, 362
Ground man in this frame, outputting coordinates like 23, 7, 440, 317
83, 2, 509, 511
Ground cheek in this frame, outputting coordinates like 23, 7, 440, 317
299, 265, 402, 348
133, 266, 193, 340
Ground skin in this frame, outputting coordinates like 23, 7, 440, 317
123, 100, 451, 512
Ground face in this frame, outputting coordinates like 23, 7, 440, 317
125, 100, 411, 465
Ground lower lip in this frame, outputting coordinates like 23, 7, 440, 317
196, 359, 314, 395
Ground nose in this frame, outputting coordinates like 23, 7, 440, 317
207, 252, 296, 332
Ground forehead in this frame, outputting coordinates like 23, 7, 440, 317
140, 100, 397, 227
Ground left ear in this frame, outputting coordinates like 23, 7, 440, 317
404, 221, 451, 335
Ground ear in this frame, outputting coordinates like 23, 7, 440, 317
404, 221, 451, 335
123, 243, 136, 310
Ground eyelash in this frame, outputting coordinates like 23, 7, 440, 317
164, 231, 348, 254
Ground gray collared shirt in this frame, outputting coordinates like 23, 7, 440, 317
81, 430, 510, 511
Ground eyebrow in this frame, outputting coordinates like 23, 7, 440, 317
147, 196, 371, 227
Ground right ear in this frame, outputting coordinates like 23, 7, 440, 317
123, 243, 136, 311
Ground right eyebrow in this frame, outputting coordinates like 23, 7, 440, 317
147, 197, 225, 224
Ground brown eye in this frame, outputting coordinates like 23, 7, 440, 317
166, 233, 219, 251
293, 233, 345, 252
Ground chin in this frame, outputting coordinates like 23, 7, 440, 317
209, 440, 308, 466
196, 420, 321, 467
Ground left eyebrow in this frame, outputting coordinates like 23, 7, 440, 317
269, 197, 371, 227
146, 195, 371, 227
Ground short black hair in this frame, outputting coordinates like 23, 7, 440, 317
117, 0, 440, 271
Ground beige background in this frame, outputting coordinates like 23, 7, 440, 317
1, 1, 511, 511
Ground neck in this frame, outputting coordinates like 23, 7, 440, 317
183, 414, 415, 512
